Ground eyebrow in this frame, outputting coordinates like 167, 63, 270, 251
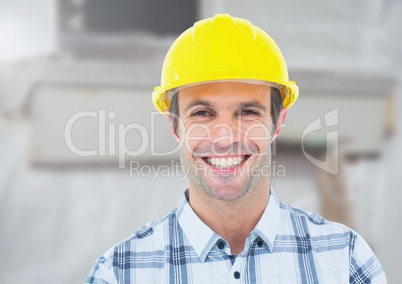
239, 101, 268, 112
183, 99, 268, 113
183, 99, 213, 112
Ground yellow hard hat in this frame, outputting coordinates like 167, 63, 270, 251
152, 14, 299, 114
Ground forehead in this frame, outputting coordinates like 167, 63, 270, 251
178, 82, 272, 108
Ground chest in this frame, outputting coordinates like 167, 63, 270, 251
116, 250, 349, 284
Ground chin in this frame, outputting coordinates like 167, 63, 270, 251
200, 177, 252, 202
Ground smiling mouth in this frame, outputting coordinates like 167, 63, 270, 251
201, 155, 251, 169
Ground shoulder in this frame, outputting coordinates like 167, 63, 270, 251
276, 201, 360, 255
113, 207, 178, 252
86, 209, 180, 283
277, 202, 386, 282
99, 208, 180, 266
278, 201, 354, 238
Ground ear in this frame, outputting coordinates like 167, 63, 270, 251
271, 108, 288, 141
166, 111, 180, 142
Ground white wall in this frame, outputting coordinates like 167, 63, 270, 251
1, 0, 401, 283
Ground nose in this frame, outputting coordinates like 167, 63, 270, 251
211, 113, 241, 150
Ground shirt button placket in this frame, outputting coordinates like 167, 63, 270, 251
230, 254, 245, 283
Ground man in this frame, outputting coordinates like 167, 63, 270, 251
87, 14, 386, 283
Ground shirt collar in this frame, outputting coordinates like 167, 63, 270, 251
176, 186, 281, 261
251, 185, 281, 252
176, 190, 220, 262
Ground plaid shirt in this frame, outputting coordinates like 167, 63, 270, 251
86, 188, 386, 283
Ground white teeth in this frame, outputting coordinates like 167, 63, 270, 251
220, 158, 226, 167
206, 156, 246, 168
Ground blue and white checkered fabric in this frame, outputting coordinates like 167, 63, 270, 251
86, 188, 386, 283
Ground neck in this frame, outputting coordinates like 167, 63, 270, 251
188, 181, 270, 255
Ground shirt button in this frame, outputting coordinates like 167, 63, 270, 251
257, 239, 264, 247
217, 240, 225, 250
234, 271, 241, 279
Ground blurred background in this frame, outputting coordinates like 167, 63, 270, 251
0, 0, 401, 283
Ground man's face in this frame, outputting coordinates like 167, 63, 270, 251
172, 82, 279, 202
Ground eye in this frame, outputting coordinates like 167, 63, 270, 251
192, 110, 212, 117
239, 109, 259, 116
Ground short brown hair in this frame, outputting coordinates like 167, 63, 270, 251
169, 87, 283, 136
